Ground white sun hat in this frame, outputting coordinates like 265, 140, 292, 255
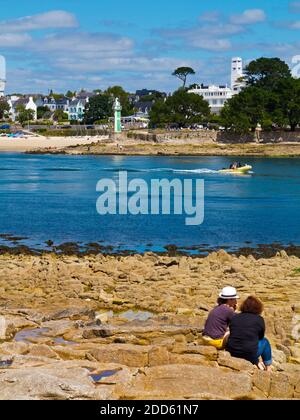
219, 286, 240, 299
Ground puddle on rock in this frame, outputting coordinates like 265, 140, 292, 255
97, 309, 153, 323
0, 359, 13, 368
90, 369, 121, 383
14, 328, 50, 343
52, 337, 77, 346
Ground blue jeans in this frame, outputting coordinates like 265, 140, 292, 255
257, 338, 272, 366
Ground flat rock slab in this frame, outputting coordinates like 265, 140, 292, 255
0, 361, 133, 400
113, 364, 253, 400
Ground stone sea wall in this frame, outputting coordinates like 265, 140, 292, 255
127, 130, 300, 144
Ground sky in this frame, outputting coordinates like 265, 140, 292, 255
1, 0, 300, 94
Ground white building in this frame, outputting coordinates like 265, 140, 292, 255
189, 57, 246, 114
189, 84, 233, 114
0, 55, 6, 97
7, 96, 37, 121
67, 98, 87, 121
231, 57, 245, 93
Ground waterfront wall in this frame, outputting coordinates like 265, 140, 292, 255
127, 130, 300, 144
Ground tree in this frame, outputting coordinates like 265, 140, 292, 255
150, 88, 210, 127
245, 57, 291, 89
53, 109, 68, 122
83, 94, 113, 124
37, 106, 50, 120
172, 67, 196, 88
220, 87, 269, 133
0, 100, 10, 119
188, 83, 200, 90
66, 90, 76, 99
17, 109, 35, 125
139, 91, 165, 103
273, 77, 300, 131
219, 57, 300, 133
105, 86, 134, 116
51, 93, 64, 101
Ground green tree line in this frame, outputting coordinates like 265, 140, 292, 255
221, 57, 300, 133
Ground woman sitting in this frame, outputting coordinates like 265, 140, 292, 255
202, 287, 239, 350
226, 296, 273, 371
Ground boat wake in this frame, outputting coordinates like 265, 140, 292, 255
102, 167, 218, 174
172, 168, 218, 174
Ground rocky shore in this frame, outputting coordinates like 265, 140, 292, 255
0, 250, 299, 400
28, 139, 300, 158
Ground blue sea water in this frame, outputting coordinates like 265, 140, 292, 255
0, 153, 299, 253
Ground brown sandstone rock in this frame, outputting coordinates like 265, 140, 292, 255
269, 373, 294, 399
171, 343, 218, 361
53, 346, 87, 360
148, 346, 170, 366
113, 364, 253, 400
217, 352, 255, 373
89, 344, 151, 367
0, 364, 112, 400
169, 353, 214, 366
252, 370, 272, 396
0, 342, 29, 355
28, 345, 59, 360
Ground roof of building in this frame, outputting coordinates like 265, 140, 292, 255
76, 92, 95, 99
135, 101, 153, 112
12, 98, 30, 106
69, 98, 86, 107
190, 84, 232, 92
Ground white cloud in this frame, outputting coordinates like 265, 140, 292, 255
230, 9, 266, 25
53, 56, 197, 73
0, 10, 78, 33
0, 33, 32, 47
188, 37, 232, 52
33, 32, 134, 55
152, 22, 243, 53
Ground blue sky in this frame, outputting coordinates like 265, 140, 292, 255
0, 0, 300, 93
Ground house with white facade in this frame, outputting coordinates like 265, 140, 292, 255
35, 96, 70, 113
67, 98, 87, 121
7, 96, 37, 121
189, 57, 246, 114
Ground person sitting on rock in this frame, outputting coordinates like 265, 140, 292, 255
226, 296, 273, 372
202, 287, 239, 350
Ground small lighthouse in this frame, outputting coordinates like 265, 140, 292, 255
113, 97, 122, 134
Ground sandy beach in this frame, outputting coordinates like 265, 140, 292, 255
0, 135, 107, 152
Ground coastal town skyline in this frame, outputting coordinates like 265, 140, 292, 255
0, 0, 300, 93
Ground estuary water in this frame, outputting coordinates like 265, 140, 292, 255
0, 153, 299, 254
